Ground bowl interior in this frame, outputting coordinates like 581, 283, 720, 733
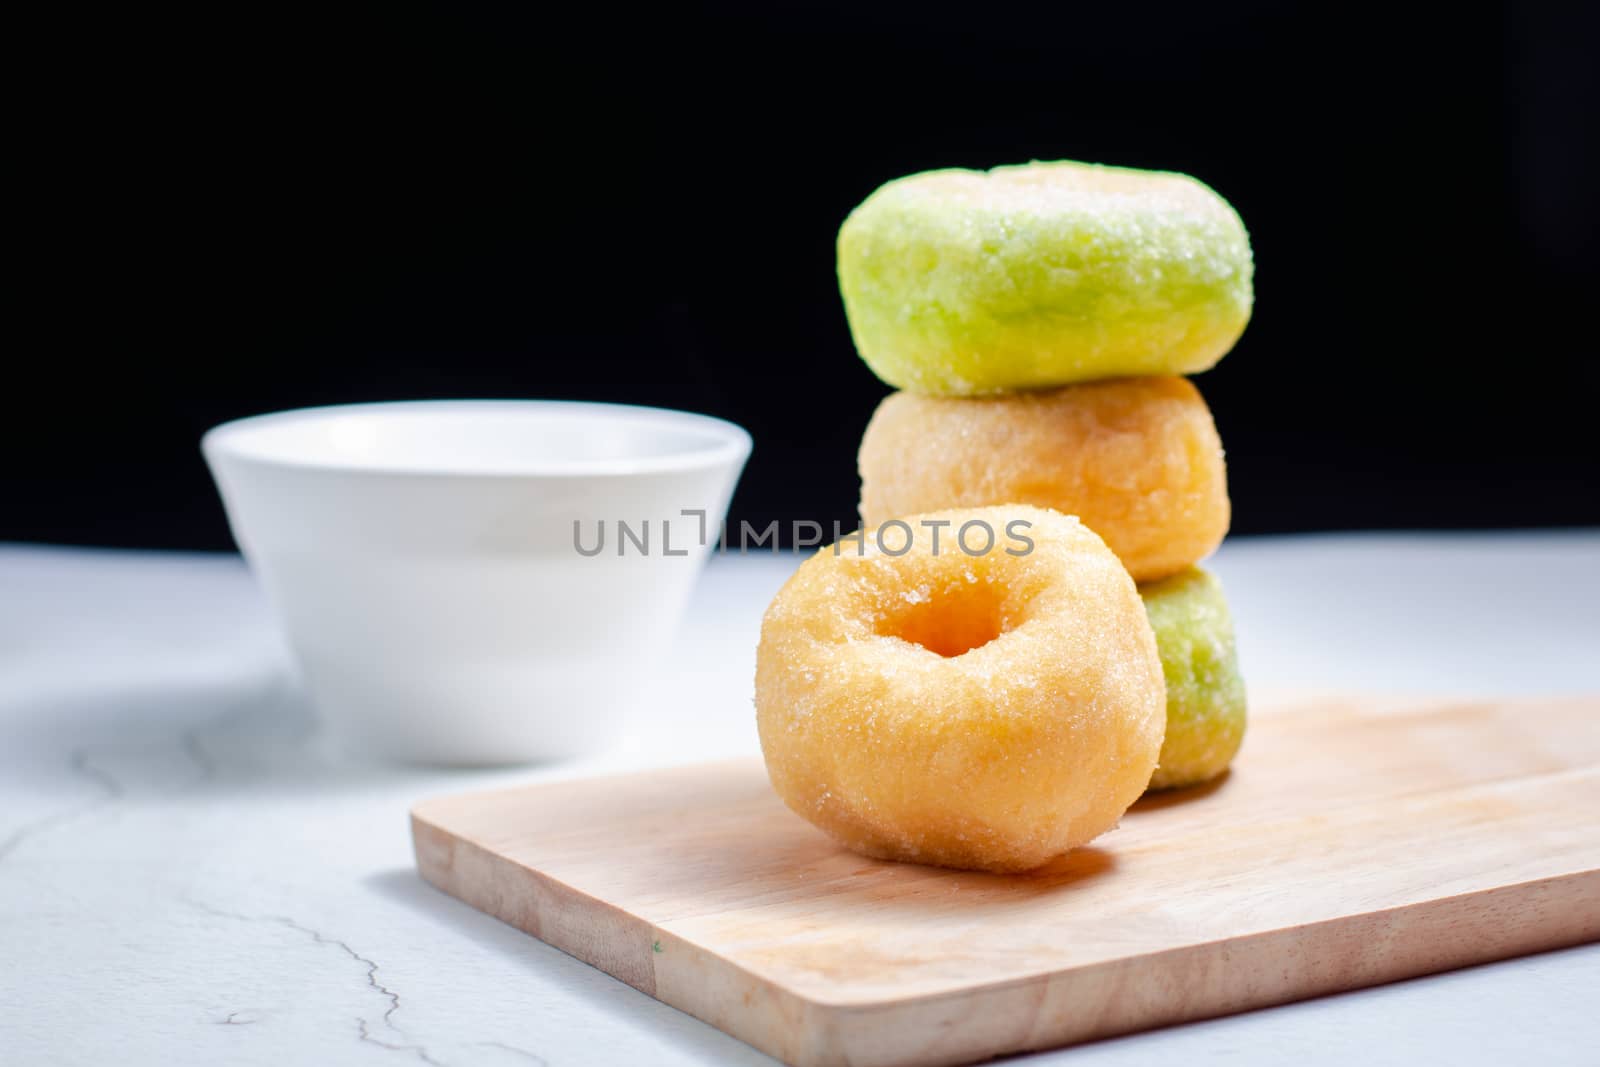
204, 401, 750, 477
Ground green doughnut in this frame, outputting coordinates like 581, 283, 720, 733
837, 160, 1253, 395
1141, 567, 1247, 790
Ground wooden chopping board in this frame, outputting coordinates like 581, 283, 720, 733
412, 695, 1600, 1067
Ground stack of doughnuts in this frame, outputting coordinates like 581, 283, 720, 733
756, 161, 1253, 871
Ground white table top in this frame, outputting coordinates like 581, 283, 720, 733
3, 533, 1597, 1066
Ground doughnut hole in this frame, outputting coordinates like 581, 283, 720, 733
879, 577, 1010, 658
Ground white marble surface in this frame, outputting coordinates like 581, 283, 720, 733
2, 533, 1598, 1066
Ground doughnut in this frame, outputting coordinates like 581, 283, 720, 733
754, 505, 1165, 873
1141, 567, 1247, 790
858, 377, 1229, 583
837, 160, 1253, 395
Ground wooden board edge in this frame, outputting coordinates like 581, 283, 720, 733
414, 798, 1600, 1067
795, 869, 1600, 1067
411, 809, 843, 1067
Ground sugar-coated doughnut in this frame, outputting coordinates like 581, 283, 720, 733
837, 160, 1253, 395
1141, 567, 1246, 790
859, 377, 1229, 583
755, 505, 1165, 873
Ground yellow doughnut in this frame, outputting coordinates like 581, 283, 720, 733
859, 376, 1229, 583
755, 505, 1165, 873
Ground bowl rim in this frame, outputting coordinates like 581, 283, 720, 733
201, 399, 753, 479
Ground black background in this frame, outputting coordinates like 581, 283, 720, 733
9, 2, 1598, 549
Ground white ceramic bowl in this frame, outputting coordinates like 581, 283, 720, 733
203, 400, 751, 765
